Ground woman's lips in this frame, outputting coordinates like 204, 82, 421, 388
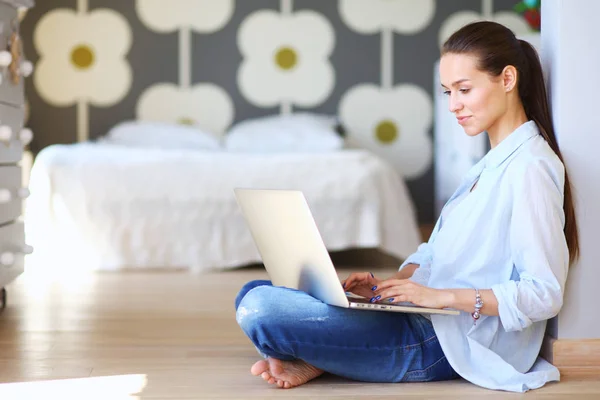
457, 116, 471, 125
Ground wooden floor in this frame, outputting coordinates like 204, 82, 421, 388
0, 265, 598, 399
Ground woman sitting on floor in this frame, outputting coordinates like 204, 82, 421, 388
234, 21, 579, 393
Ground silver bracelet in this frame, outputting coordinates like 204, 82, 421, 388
472, 289, 484, 325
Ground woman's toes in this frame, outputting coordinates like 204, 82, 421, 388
251, 359, 269, 376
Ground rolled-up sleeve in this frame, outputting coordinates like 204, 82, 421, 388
491, 159, 570, 332
399, 242, 433, 270
399, 217, 441, 271
399, 242, 434, 287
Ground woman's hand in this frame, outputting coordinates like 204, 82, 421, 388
341, 272, 381, 299
372, 279, 453, 309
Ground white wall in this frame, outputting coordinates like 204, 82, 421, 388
542, 0, 600, 339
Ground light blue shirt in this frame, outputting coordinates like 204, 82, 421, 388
400, 121, 568, 392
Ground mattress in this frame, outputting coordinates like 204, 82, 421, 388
25, 143, 421, 272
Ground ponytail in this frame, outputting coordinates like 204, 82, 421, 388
518, 40, 579, 265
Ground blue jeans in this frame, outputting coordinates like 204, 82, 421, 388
235, 280, 458, 383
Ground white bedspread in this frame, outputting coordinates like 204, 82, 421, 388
25, 143, 421, 272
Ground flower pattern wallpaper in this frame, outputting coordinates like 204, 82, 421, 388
20, 0, 529, 223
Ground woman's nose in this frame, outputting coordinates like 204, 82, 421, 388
449, 94, 463, 113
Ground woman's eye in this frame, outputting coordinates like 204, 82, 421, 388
459, 88, 470, 93
443, 90, 450, 96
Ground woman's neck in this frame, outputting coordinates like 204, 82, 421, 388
487, 106, 529, 149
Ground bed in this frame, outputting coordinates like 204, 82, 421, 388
24, 118, 422, 273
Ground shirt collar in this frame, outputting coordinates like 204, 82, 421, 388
482, 120, 539, 169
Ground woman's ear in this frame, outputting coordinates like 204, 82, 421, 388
502, 65, 518, 92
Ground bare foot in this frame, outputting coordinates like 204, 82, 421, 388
250, 358, 324, 389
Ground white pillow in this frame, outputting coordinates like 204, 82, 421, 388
224, 113, 344, 153
102, 120, 221, 151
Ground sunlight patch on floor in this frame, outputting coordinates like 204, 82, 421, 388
0, 374, 147, 400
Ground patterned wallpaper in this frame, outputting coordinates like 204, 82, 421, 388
20, 0, 530, 223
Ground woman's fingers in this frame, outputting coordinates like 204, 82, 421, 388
342, 272, 375, 290
374, 279, 409, 292
341, 273, 362, 290
382, 294, 409, 304
370, 280, 414, 303
374, 288, 410, 303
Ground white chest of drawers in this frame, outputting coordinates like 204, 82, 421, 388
0, 0, 34, 309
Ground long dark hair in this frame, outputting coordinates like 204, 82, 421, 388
442, 21, 579, 265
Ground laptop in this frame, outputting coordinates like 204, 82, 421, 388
234, 188, 459, 316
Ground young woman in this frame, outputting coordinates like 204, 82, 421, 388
234, 21, 579, 392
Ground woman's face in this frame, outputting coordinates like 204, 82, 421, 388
439, 53, 508, 137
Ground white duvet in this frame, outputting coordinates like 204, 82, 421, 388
25, 143, 421, 272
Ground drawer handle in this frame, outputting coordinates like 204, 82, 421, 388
18, 187, 30, 199
0, 187, 30, 202
19, 128, 33, 146
20, 60, 33, 78
0, 252, 14, 266
0, 246, 34, 266
0, 125, 12, 144
0, 51, 12, 68
0, 188, 10, 203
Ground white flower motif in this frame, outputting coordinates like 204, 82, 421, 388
339, 0, 435, 34
33, 9, 132, 107
237, 10, 335, 108
339, 84, 433, 179
438, 11, 531, 48
136, 83, 234, 135
135, 0, 234, 33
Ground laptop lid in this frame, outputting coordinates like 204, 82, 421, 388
234, 188, 350, 308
